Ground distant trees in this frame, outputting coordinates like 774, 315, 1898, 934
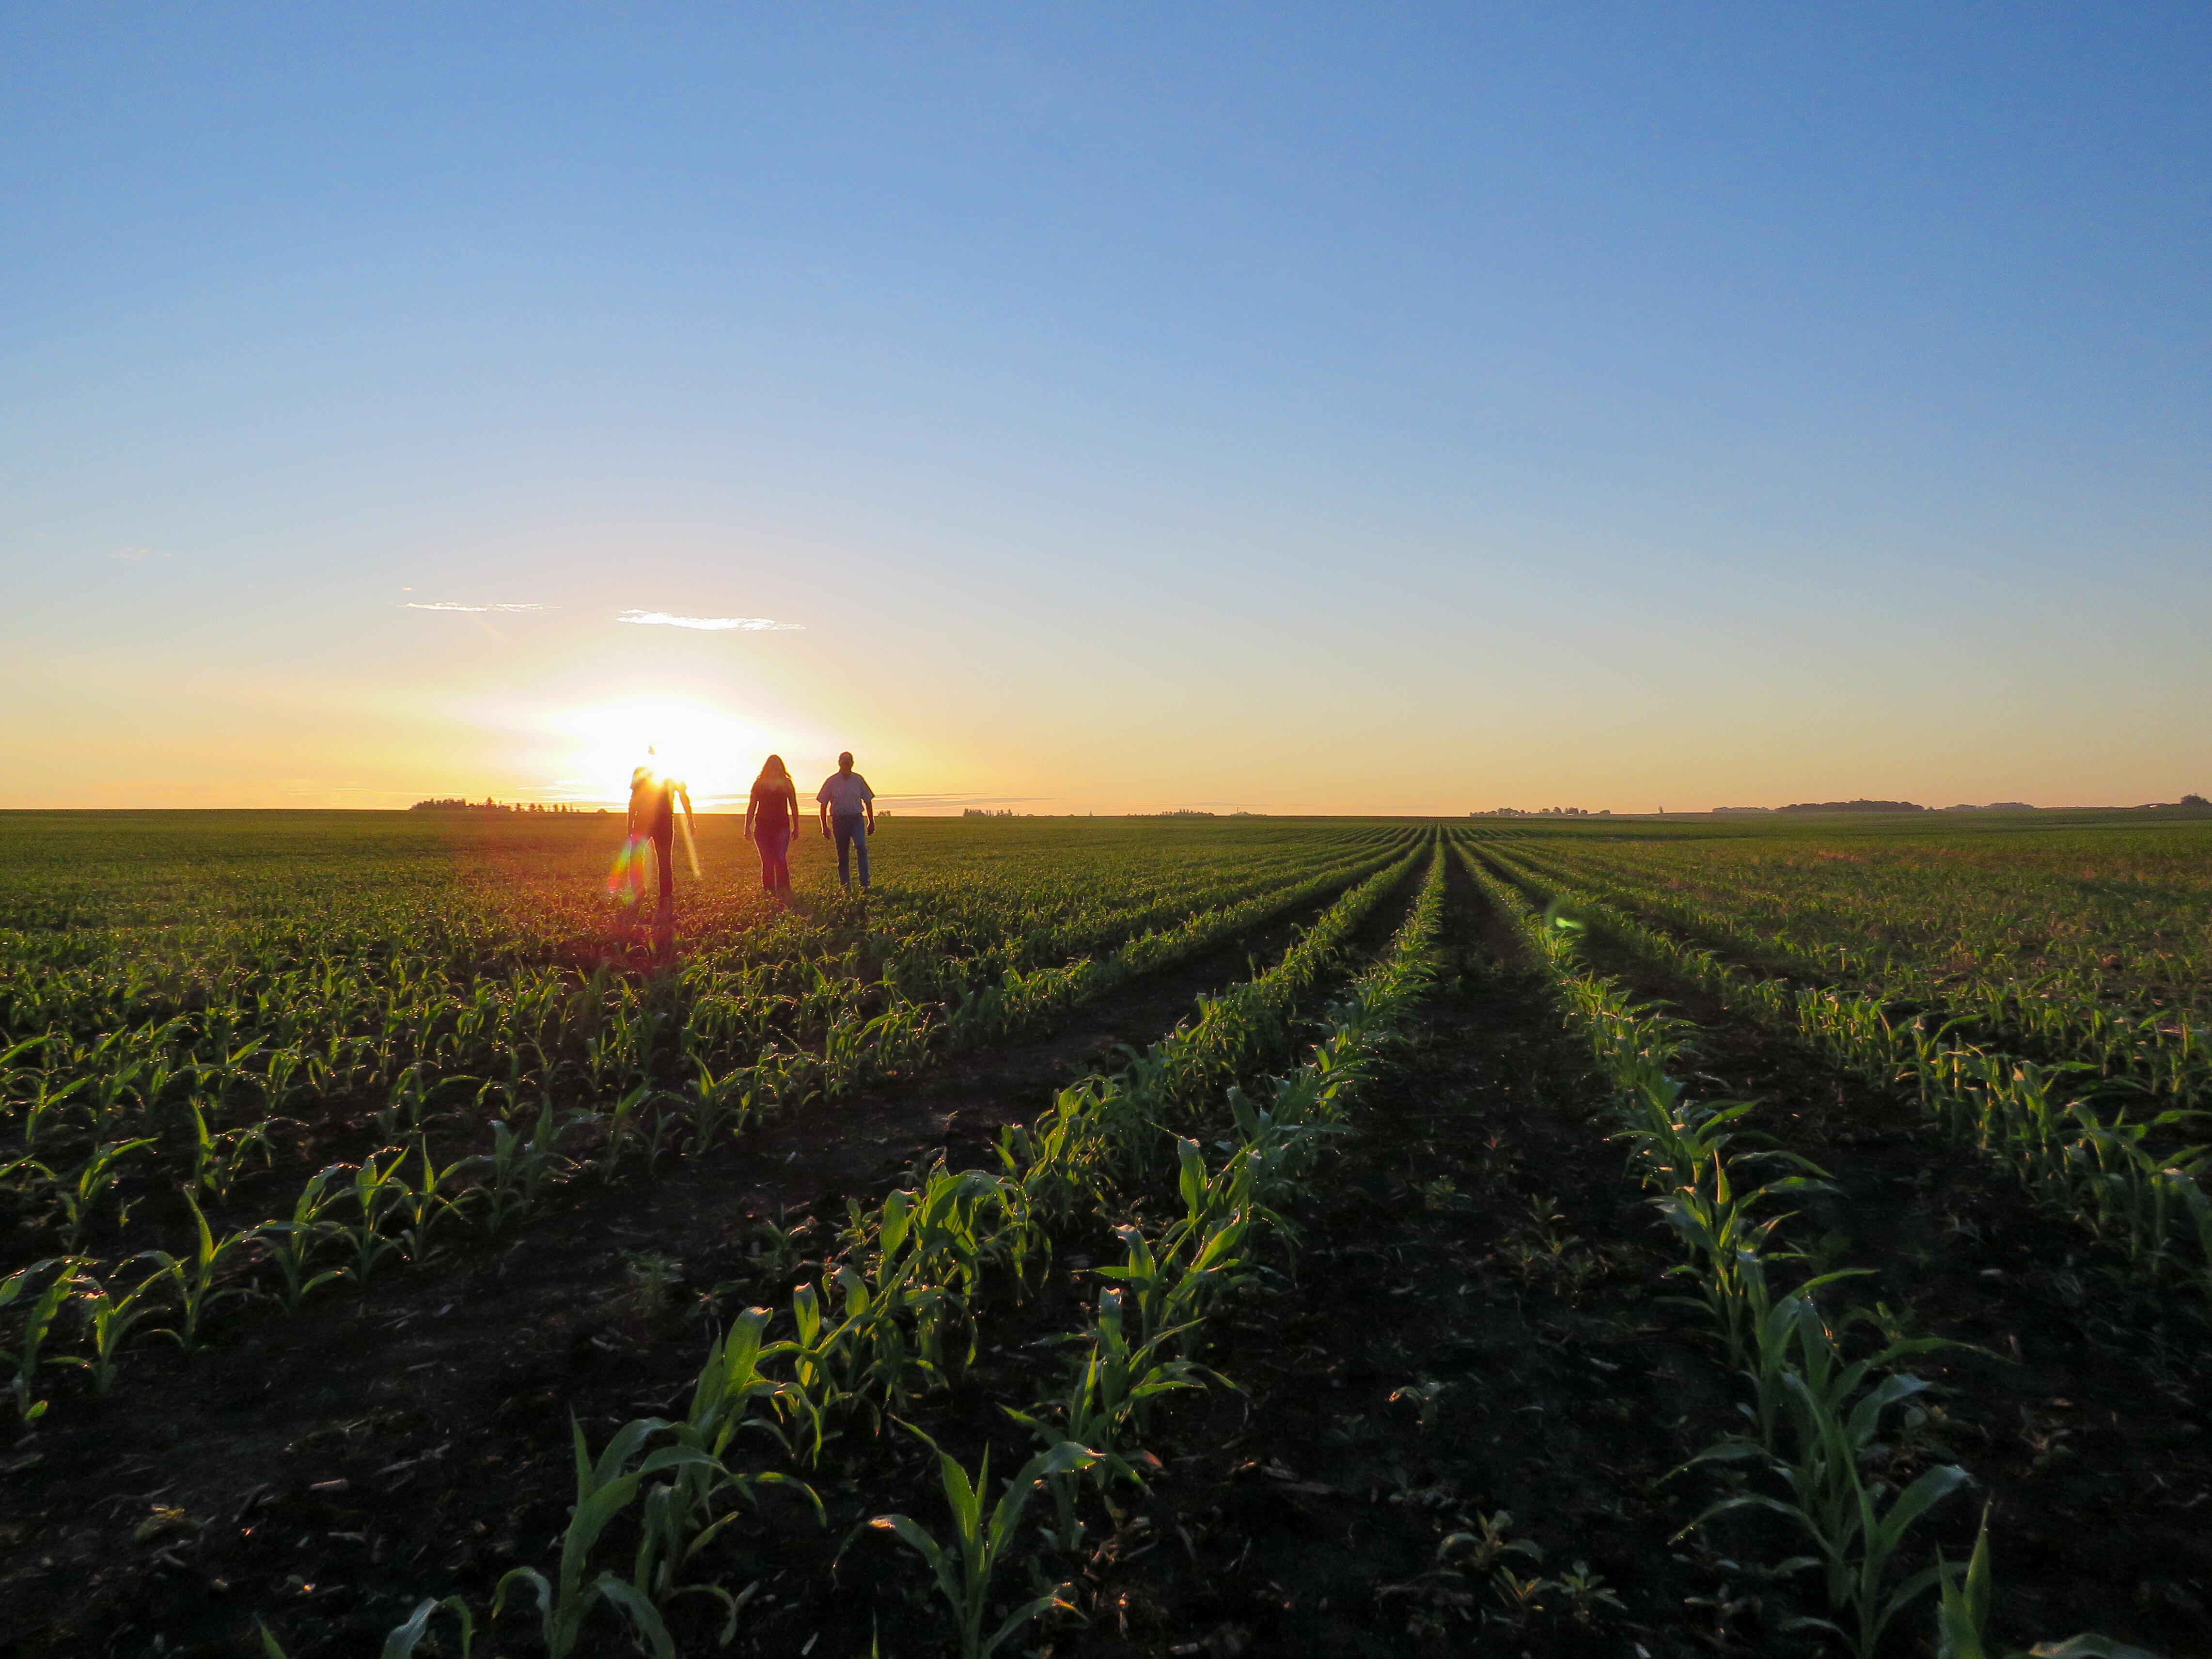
408, 798, 592, 815
1473, 807, 1611, 817
1775, 799, 1927, 814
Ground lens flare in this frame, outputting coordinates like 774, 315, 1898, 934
607, 833, 657, 901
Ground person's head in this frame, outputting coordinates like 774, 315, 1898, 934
632, 766, 653, 789
757, 754, 789, 787
837, 751, 854, 772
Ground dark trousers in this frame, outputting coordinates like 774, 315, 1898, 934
833, 815, 870, 888
757, 822, 791, 893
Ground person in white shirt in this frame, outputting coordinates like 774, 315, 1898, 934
816, 752, 877, 889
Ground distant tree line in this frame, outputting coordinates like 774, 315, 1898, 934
408, 798, 600, 815
1475, 807, 1612, 817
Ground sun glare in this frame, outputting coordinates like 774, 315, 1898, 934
556, 698, 771, 806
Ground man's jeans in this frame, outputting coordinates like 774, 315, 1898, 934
833, 815, 871, 889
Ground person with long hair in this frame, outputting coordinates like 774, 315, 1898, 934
746, 753, 800, 896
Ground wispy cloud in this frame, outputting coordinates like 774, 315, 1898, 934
404, 601, 552, 613
107, 547, 168, 563
615, 610, 803, 632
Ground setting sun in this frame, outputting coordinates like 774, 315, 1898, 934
555, 697, 774, 807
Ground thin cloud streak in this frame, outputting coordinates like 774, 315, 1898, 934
404, 602, 552, 613
615, 610, 803, 632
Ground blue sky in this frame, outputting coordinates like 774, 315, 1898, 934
4, 4, 2207, 811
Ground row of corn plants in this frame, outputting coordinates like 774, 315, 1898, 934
1487, 831, 2210, 1108
1455, 838, 2151, 1659
931, 837, 1411, 1049
0, 828, 1405, 1192
0, 822, 1372, 1160
1478, 847, 2212, 1311
0, 843, 1423, 1423
335, 840, 1448, 1658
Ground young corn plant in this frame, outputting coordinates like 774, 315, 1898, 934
2, 1257, 84, 1421
255, 1164, 351, 1313
483, 1101, 591, 1228
136, 1190, 256, 1352
71, 1263, 173, 1394
488, 1416, 717, 1659
50, 1137, 156, 1252
19, 1071, 88, 1152
1651, 1155, 1840, 1371
337, 1149, 410, 1285
625, 1313, 823, 1627
867, 1428, 1098, 1659
681, 1060, 753, 1155
782, 1279, 867, 1457
1008, 1288, 1203, 1552
1680, 1349, 1970, 1659
595, 1083, 655, 1183
182, 1095, 276, 1203
395, 1143, 476, 1264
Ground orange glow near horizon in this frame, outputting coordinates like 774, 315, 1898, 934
552, 697, 776, 807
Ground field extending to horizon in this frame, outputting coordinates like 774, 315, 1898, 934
1, 810, 2207, 1659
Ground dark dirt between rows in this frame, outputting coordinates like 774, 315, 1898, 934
1468, 851, 2212, 1655
1035, 850, 1736, 1659
0, 871, 1387, 1659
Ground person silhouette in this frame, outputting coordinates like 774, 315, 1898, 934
746, 753, 800, 897
816, 751, 876, 889
611, 759, 692, 953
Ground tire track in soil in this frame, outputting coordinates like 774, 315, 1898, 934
0, 869, 1389, 1659
1485, 854, 2212, 1655
1049, 852, 1740, 1659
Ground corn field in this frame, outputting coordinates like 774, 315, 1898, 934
0, 811, 2200, 1657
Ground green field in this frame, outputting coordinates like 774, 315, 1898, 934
1, 812, 2206, 1658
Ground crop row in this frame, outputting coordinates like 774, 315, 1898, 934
0, 829, 1416, 1236
1488, 830, 2211, 1107
1475, 846, 2212, 1311
0, 829, 1361, 1159
1454, 836, 2147, 1659
0, 841, 1425, 1422
331, 838, 1447, 1657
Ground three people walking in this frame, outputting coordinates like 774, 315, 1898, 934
745, 754, 800, 895
817, 751, 876, 890
617, 749, 877, 943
